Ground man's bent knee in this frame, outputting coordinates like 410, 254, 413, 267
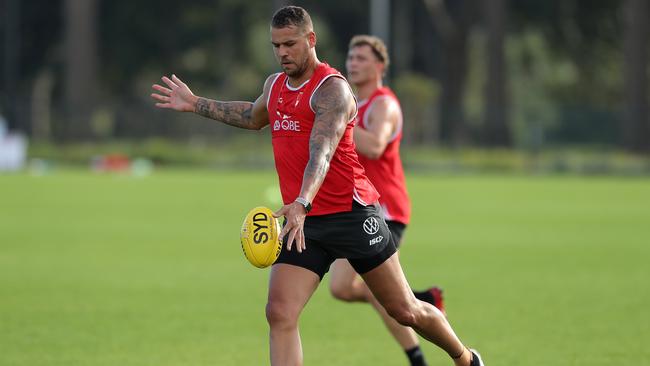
384, 302, 418, 327
330, 282, 357, 302
266, 301, 299, 329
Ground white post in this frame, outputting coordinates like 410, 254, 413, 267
370, 0, 391, 48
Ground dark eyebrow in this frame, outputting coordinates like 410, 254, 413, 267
271, 39, 297, 46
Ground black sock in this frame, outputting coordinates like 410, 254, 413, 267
405, 345, 427, 366
413, 289, 434, 304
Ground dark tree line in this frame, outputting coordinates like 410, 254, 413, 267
1, 0, 648, 152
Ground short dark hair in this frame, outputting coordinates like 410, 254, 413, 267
271, 6, 313, 31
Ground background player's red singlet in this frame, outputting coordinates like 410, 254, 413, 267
267, 62, 379, 216
356, 87, 411, 224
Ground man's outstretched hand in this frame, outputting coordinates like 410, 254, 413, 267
151, 74, 198, 112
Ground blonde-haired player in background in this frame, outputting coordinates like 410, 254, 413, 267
329, 35, 445, 366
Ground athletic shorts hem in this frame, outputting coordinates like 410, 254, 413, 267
348, 238, 397, 274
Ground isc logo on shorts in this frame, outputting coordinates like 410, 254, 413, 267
369, 235, 383, 246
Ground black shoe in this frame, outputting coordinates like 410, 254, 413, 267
469, 349, 484, 366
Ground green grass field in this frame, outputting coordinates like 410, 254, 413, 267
1, 170, 649, 365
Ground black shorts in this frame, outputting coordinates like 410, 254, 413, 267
386, 220, 407, 248
274, 201, 397, 279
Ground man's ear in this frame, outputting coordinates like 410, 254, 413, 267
308, 31, 317, 48
376, 62, 386, 77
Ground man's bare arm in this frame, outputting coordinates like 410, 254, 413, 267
152, 74, 274, 130
193, 74, 277, 130
353, 97, 399, 159
299, 77, 356, 202
194, 99, 263, 130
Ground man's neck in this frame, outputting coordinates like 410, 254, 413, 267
355, 78, 382, 100
287, 56, 320, 88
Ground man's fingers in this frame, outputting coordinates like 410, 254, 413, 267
171, 74, 185, 86
155, 103, 172, 109
161, 76, 178, 89
278, 218, 291, 242
286, 229, 297, 252
300, 230, 306, 251
285, 233, 293, 251
279, 226, 288, 241
295, 237, 302, 253
152, 84, 172, 95
273, 206, 286, 218
296, 229, 303, 252
151, 93, 170, 102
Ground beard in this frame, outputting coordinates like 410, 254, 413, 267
281, 58, 308, 78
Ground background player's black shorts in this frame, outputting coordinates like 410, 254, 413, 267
274, 201, 397, 279
386, 220, 407, 248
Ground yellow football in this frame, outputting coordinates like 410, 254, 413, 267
240, 206, 283, 268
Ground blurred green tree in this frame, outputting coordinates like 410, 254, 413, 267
1, 0, 646, 152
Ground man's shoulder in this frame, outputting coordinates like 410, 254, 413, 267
376, 86, 399, 100
262, 73, 285, 102
312, 76, 353, 105
370, 90, 399, 110
317, 61, 343, 76
318, 74, 349, 89
264, 73, 284, 88
366, 89, 401, 123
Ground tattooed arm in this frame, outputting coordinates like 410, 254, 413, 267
299, 77, 356, 202
151, 74, 274, 130
194, 99, 260, 130
274, 77, 356, 253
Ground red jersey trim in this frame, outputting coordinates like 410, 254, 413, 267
285, 77, 311, 91
309, 74, 359, 123
353, 188, 369, 206
266, 73, 282, 109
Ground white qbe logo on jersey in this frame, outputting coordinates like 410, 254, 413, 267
363, 217, 379, 235
273, 111, 301, 131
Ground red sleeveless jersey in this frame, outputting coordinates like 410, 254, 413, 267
356, 87, 411, 224
267, 63, 379, 216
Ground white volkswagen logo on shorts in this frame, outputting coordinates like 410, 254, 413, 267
363, 217, 379, 235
